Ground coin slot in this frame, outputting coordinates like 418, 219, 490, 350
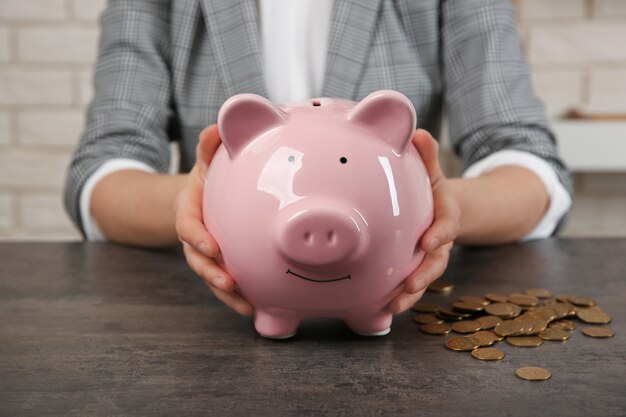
311, 99, 321, 107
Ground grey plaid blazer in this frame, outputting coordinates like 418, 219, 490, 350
64, 0, 572, 234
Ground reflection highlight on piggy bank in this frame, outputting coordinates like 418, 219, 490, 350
203, 90, 433, 338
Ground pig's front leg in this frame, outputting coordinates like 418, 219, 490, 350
254, 308, 300, 339
344, 308, 393, 336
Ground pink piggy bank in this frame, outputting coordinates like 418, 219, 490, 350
203, 90, 433, 338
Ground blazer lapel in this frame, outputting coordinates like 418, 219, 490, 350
321, 0, 383, 100
200, 0, 268, 97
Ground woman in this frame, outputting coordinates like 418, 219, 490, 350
64, 0, 572, 317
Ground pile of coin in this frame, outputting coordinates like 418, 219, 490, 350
414, 283, 615, 381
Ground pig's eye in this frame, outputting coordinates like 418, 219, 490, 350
288, 155, 296, 163
340, 157, 348, 164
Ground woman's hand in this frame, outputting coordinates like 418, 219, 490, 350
388, 129, 461, 314
174, 125, 254, 316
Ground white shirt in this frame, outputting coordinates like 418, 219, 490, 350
80, 0, 571, 241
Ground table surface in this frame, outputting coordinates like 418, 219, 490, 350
1, 239, 624, 417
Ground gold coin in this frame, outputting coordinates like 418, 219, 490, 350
551, 302, 575, 319
529, 307, 558, 322
458, 295, 490, 306
549, 320, 577, 331
567, 295, 596, 307
452, 301, 484, 313
576, 307, 612, 324
469, 330, 500, 347
516, 367, 551, 381
556, 294, 575, 303
539, 328, 570, 341
427, 281, 454, 294
420, 323, 451, 335
508, 295, 539, 307
411, 301, 441, 314
519, 319, 547, 335
413, 313, 444, 325
451, 320, 482, 334
494, 320, 527, 337
582, 327, 615, 338
507, 336, 544, 347
445, 336, 480, 351
437, 308, 472, 320
476, 315, 502, 330
471, 347, 505, 361
484, 302, 522, 319
484, 293, 509, 303
525, 288, 553, 299
509, 292, 527, 298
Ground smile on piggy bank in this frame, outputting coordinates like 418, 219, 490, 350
203, 90, 433, 338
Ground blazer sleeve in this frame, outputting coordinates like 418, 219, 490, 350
440, 0, 573, 204
63, 0, 174, 236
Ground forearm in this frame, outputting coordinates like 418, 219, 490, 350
91, 170, 187, 247
449, 166, 549, 246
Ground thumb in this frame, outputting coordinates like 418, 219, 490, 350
412, 129, 444, 185
196, 124, 222, 175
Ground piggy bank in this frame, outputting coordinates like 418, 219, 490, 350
203, 90, 433, 338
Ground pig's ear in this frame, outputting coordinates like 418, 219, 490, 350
217, 94, 287, 158
347, 90, 416, 154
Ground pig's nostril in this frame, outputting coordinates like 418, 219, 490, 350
304, 231, 314, 245
327, 230, 337, 246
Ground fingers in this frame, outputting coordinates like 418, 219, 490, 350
174, 181, 219, 257
388, 288, 427, 315
420, 192, 460, 252
209, 286, 255, 316
183, 228, 254, 317
412, 129, 461, 252
412, 129, 444, 186
387, 242, 453, 314
404, 242, 453, 294
183, 242, 234, 292
195, 124, 222, 178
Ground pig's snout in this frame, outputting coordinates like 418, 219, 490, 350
275, 207, 365, 267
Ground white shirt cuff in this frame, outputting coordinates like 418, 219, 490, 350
79, 158, 156, 241
462, 150, 572, 241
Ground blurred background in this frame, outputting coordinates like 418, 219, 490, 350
0, 0, 624, 241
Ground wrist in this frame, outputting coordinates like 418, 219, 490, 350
92, 170, 188, 247
448, 166, 549, 245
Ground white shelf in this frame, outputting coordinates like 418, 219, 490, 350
552, 120, 626, 172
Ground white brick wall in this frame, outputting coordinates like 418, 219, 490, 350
0, 193, 12, 232
0, 152, 72, 188
531, 70, 582, 118
18, 110, 84, 147
17, 27, 99, 63
77, 70, 94, 105
0, 69, 73, 105
0, 0, 624, 241
592, 0, 626, 18
19, 193, 74, 229
0, 27, 10, 62
588, 68, 626, 113
0, 0, 67, 21
529, 23, 626, 64
0, 111, 10, 144
72, 0, 108, 21
521, 0, 585, 21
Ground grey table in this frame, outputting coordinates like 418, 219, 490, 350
0, 240, 624, 417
